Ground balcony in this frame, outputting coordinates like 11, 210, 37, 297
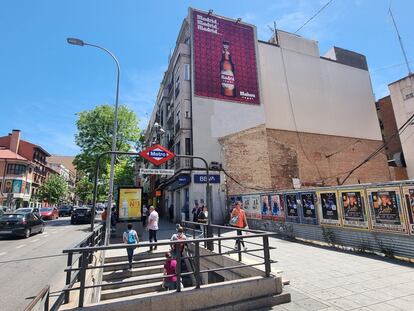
173, 158, 192, 170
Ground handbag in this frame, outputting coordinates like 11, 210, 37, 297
229, 214, 239, 226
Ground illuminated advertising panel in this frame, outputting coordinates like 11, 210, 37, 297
299, 192, 318, 225
317, 191, 341, 227
339, 189, 369, 229
284, 193, 300, 223
117, 187, 142, 221
192, 9, 260, 105
402, 186, 414, 234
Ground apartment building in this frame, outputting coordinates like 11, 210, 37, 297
0, 130, 51, 209
143, 8, 393, 224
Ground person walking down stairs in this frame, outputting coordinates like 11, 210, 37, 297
123, 223, 139, 270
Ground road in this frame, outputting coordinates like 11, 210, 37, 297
0, 216, 94, 311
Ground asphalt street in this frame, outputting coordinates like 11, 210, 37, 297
0, 216, 93, 311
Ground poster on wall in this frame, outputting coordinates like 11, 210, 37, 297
192, 9, 260, 105
261, 195, 272, 220
299, 192, 318, 225
339, 189, 369, 229
402, 186, 414, 235
317, 191, 341, 226
270, 194, 285, 221
4, 180, 12, 193
242, 194, 261, 219
284, 193, 300, 223
12, 180, 22, 193
117, 187, 142, 221
367, 187, 407, 234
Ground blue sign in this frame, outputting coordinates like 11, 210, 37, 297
194, 174, 221, 183
149, 150, 167, 158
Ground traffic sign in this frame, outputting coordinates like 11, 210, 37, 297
139, 144, 175, 166
140, 168, 175, 176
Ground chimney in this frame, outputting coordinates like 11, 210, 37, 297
10, 129, 21, 153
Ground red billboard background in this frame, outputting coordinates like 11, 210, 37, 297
192, 9, 260, 105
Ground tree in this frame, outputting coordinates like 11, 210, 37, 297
73, 104, 141, 177
38, 175, 69, 205
74, 177, 93, 203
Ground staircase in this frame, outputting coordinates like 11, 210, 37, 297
100, 247, 168, 301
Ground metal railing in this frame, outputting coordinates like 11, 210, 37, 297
24, 285, 50, 311
60, 225, 276, 308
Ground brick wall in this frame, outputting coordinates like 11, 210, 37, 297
220, 125, 395, 195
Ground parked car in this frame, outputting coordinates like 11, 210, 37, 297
16, 207, 40, 216
58, 205, 74, 217
0, 212, 45, 238
40, 207, 59, 220
71, 207, 93, 224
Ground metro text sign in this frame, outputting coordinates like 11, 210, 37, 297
139, 144, 175, 166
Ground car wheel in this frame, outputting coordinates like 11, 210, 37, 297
23, 228, 31, 238
40, 226, 45, 234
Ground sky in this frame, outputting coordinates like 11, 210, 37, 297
0, 0, 412, 156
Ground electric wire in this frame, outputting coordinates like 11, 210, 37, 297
294, 0, 334, 34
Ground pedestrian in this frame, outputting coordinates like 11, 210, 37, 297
142, 205, 148, 228
169, 204, 174, 223
162, 252, 177, 290
191, 202, 199, 223
122, 223, 139, 270
101, 208, 107, 231
230, 201, 248, 251
170, 225, 187, 258
147, 206, 159, 251
197, 206, 208, 224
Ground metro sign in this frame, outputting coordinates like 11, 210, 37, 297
139, 144, 175, 166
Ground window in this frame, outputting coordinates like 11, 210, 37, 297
185, 138, 191, 155
175, 66, 180, 99
184, 64, 190, 81
176, 142, 181, 155
7, 164, 27, 175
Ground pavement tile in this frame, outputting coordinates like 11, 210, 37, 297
400, 294, 414, 303
327, 297, 363, 310
365, 302, 402, 311
385, 298, 414, 311
293, 298, 331, 311
346, 293, 381, 307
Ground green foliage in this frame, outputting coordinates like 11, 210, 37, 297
38, 175, 69, 204
73, 104, 141, 177
75, 177, 93, 203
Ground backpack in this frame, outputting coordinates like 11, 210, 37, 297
127, 230, 137, 244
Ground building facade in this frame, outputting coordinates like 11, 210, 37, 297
48, 156, 77, 203
143, 8, 395, 224
0, 130, 51, 209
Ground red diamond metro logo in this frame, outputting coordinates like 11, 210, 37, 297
139, 144, 175, 166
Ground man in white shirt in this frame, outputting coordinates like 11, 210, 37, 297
147, 206, 159, 251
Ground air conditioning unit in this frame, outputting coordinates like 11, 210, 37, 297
209, 161, 222, 170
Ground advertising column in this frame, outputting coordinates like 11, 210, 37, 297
192, 9, 260, 105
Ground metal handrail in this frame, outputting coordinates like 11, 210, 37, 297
24, 285, 50, 311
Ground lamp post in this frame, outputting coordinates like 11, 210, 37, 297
67, 37, 120, 245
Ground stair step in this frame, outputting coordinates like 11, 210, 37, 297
103, 265, 164, 281
103, 258, 166, 272
105, 250, 166, 263
101, 281, 163, 300
102, 273, 166, 290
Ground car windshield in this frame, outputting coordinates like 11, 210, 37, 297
59, 206, 70, 210
16, 208, 31, 213
0, 214, 24, 220
40, 208, 53, 212
75, 208, 88, 212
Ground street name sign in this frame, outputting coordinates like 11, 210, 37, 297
139, 144, 175, 166
140, 168, 175, 176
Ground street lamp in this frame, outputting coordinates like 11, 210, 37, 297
67, 37, 120, 245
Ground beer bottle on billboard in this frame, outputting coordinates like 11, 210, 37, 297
220, 41, 236, 97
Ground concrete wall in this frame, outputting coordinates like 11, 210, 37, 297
258, 33, 381, 141
389, 75, 414, 179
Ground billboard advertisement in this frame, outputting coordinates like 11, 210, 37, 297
299, 192, 318, 225
402, 186, 414, 235
339, 189, 369, 229
192, 9, 260, 105
367, 187, 407, 234
117, 187, 142, 221
284, 193, 300, 223
269, 194, 285, 221
242, 194, 261, 219
317, 191, 341, 226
